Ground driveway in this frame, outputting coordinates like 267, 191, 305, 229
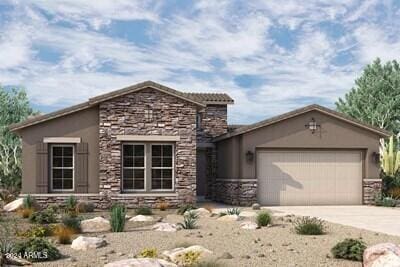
267, 205, 400, 236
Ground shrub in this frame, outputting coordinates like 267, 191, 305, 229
47, 204, 60, 213
14, 238, 61, 262
256, 212, 272, 227
176, 251, 201, 266
135, 207, 152, 215
331, 238, 366, 261
75, 202, 95, 213
226, 208, 241, 215
293, 216, 326, 235
110, 204, 126, 232
157, 201, 169, 211
23, 194, 36, 209
65, 195, 78, 215
17, 225, 54, 238
178, 210, 198, 229
388, 187, 400, 199
375, 193, 397, 207
19, 207, 34, 218
138, 248, 158, 258
0, 188, 18, 204
30, 208, 57, 224
177, 204, 197, 215
62, 215, 81, 233
54, 225, 74, 244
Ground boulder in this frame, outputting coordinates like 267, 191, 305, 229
239, 211, 257, 218
252, 203, 261, 210
81, 217, 111, 233
240, 221, 259, 230
105, 258, 177, 267
3, 198, 23, 212
217, 215, 240, 222
363, 243, 400, 267
71, 236, 107, 251
163, 245, 213, 265
129, 215, 154, 222
152, 223, 180, 232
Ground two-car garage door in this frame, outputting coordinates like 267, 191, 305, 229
257, 150, 362, 206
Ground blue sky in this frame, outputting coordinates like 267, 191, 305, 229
0, 1, 399, 124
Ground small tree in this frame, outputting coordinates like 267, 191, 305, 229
0, 86, 35, 190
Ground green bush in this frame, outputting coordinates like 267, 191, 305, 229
331, 238, 366, 261
293, 216, 326, 235
76, 202, 95, 213
135, 207, 152, 215
177, 204, 197, 215
17, 225, 54, 238
65, 195, 78, 213
178, 210, 198, 229
256, 212, 272, 227
14, 238, 61, 262
111, 204, 126, 232
23, 194, 36, 209
375, 192, 397, 207
138, 248, 158, 258
29, 208, 57, 224
62, 215, 81, 233
226, 208, 241, 215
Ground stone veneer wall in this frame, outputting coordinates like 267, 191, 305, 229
212, 179, 257, 206
98, 87, 198, 208
363, 179, 382, 205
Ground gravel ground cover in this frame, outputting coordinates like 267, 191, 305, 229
27, 210, 400, 267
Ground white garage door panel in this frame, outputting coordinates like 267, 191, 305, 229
257, 150, 362, 205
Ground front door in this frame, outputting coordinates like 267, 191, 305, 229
196, 150, 207, 200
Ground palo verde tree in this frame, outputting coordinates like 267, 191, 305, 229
336, 58, 400, 135
0, 86, 35, 190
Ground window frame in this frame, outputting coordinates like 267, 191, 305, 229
121, 143, 147, 192
150, 143, 175, 192
50, 144, 75, 192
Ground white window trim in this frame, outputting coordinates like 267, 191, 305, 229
50, 144, 75, 192
150, 143, 175, 192
44, 137, 81, 143
121, 143, 146, 192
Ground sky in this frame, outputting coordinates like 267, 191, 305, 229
0, 1, 399, 124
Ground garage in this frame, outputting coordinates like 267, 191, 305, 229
257, 150, 363, 206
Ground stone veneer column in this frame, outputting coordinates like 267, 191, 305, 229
98, 88, 197, 207
363, 178, 382, 205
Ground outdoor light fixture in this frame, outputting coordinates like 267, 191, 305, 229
305, 117, 320, 134
372, 151, 380, 164
246, 150, 254, 162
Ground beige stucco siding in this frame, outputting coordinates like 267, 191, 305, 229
19, 106, 99, 193
218, 110, 382, 180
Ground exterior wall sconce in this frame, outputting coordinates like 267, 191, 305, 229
372, 151, 380, 164
305, 117, 320, 134
246, 150, 254, 162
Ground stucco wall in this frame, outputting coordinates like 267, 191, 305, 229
19, 107, 100, 193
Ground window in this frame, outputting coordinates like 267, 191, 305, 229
151, 144, 173, 190
51, 145, 74, 191
144, 109, 153, 122
122, 144, 145, 191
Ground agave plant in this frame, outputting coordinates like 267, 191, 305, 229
226, 207, 241, 215
380, 136, 400, 177
178, 211, 198, 229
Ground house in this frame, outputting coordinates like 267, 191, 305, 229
10, 81, 389, 208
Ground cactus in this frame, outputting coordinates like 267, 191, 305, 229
380, 136, 400, 177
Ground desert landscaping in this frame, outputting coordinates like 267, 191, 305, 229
1, 196, 400, 267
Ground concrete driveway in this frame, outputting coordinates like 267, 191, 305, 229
267, 205, 400, 236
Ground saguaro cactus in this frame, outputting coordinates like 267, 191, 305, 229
380, 136, 400, 177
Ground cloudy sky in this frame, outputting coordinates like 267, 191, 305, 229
0, 1, 399, 124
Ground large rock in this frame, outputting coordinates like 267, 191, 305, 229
240, 221, 259, 230
71, 236, 107, 251
364, 243, 400, 267
129, 215, 155, 222
217, 215, 240, 222
81, 217, 111, 233
3, 198, 23, 212
163, 245, 213, 265
105, 258, 177, 267
252, 203, 261, 210
152, 223, 180, 232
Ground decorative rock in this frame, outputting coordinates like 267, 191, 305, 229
129, 215, 155, 222
152, 223, 180, 232
185, 208, 211, 216
240, 221, 259, 230
71, 236, 107, 251
363, 243, 400, 267
252, 203, 261, 210
105, 258, 177, 267
219, 252, 234, 259
239, 211, 257, 218
81, 217, 111, 233
163, 245, 213, 265
3, 198, 23, 212
217, 215, 240, 222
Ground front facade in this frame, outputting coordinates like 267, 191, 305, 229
10, 81, 389, 208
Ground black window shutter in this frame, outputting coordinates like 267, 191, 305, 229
76, 142, 89, 193
36, 143, 49, 193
